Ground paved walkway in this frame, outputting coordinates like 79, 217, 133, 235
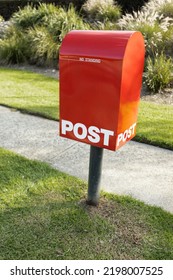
0, 105, 173, 213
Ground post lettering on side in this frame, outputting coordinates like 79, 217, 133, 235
117, 123, 136, 147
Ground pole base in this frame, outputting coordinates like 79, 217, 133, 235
86, 199, 99, 207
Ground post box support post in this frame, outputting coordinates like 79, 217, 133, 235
87, 146, 104, 206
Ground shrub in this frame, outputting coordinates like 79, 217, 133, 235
0, 3, 89, 66
159, 2, 173, 18
82, 0, 121, 23
0, 15, 5, 39
27, 26, 59, 66
142, 1, 173, 56
27, 4, 89, 65
11, 4, 40, 29
165, 27, 173, 57
144, 54, 173, 93
11, 3, 89, 42
117, 8, 172, 56
44, 5, 90, 43
143, 0, 173, 16
11, 3, 60, 29
0, 26, 29, 64
93, 20, 118, 30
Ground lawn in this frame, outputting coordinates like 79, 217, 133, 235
0, 68, 173, 150
0, 147, 173, 260
136, 101, 173, 150
0, 68, 58, 120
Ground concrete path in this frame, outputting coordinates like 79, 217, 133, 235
0, 105, 173, 213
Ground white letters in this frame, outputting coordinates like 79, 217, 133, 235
61, 119, 136, 148
117, 133, 123, 147
61, 120, 73, 135
88, 126, 100, 143
117, 123, 136, 147
73, 123, 87, 139
61, 120, 114, 146
100, 129, 114, 146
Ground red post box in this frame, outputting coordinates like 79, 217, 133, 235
59, 30, 145, 151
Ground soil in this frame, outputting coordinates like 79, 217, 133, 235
5, 64, 173, 106
141, 85, 173, 105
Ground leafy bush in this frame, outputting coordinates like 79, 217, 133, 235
27, 4, 89, 65
27, 26, 59, 66
59, 5, 90, 41
143, 0, 173, 54
117, 7, 172, 56
44, 5, 90, 43
144, 54, 173, 93
93, 20, 118, 30
11, 3, 60, 29
0, 26, 29, 64
143, 0, 173, 16
82, 0, 121, 22
11, 5, 40, 29
159, 2, 173, 18
0, 3, 89, 66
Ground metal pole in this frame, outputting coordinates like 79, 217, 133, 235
87, 146, 104, 206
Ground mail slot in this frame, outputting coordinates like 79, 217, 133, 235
59, 30, 145, 151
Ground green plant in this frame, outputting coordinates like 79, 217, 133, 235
11, 4, 40, 28
45, 5, 90, 43
0, 26, 29, 64
11, 3, 60, 29
83, 0, 121, 22
159, 2, 173, 18
26, 4, 89, 65
93, 20, 118, 30
60, 5, 90, 41
143, 0, 173, 16
144, 54, 173, 93
0, 3, 89, 66
117, 0, 173, 57
118, 8, 172, 56
28, 26, 59, 66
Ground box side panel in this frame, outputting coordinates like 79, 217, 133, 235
115, 32, 145, 150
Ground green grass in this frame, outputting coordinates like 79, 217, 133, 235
0, 68, 58, 120
0, 147, 173, 260
136, 101, 173, 150
0, 68, 173, 150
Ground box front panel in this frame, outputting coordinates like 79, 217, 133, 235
60, 55, 122, 150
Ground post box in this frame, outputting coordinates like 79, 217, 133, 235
59, 30, 145, 151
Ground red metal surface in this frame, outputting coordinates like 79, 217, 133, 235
59, 30, 145, 151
